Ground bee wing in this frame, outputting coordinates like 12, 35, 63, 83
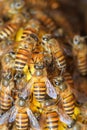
27, 108, 40, 130
21, 79, 33, 98
57, 108, 73, 126
0, 106, 14, 125
9, 106, 18, 123
45, 78, 57, 99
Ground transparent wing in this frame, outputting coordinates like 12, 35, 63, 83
21, 79, 33, 99
45, 78, 57, 99
9, 106, 17, 123
0, 106, 14, 125
27, 108, 40, 130
57, 108, 73, 126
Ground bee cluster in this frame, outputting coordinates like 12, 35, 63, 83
0, 0, 87, 130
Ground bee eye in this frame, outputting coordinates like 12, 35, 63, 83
15, 0, 24, 9
43, 37, 48, 41
73, 36, 80, 45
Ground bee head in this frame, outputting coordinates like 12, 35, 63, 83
53, 76, 67, 91
18, 94, 28, 107
41, 34, 52, 46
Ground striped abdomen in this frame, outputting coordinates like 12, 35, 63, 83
16, 112, 29, 130
77, 55, 87, 76
62, 92, 75, 117
54, 50, 66, 71
0, 23, 18, 40
15, 48, 29, 71
63, 72, 74, 87
0, 91, 12, 111
33, 82, 46, 102
46, 111, 58, 130
35, 12, 57, 32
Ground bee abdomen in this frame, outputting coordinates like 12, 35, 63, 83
46, 111, 58, 130
34, 83, 46, 102
54, 50, 66, 70
63, 72, 74, 87
15, 48, 29, 71
77, 56, 87, 76
0, 91, 12, 111
63, 94, 75, 116
16, 112, 28, 130
0, 24, 17, 40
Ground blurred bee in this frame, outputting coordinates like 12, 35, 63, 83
31, 10, 58, 34
21, 62, 57, 105
0, 96, 40, 130
72, 35, 87, 76
41, 34, 66, 72
28, 0, 59, 9
0, 22, 19, 41
0, 71, 14, 114
63, 71, 74, 88
40, 98, 75, 129
53, 76, 76, 117
2, 0, 25, 18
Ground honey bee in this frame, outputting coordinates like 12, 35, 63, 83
40, 98, 75, 129
14, 40, 34, 72
2, 0, 25, 18
0, 22, 19, 41
72, 35, 87, 76
63, 71, 74, 88
27, 0, 59, 9
0, 71, 14, 114
41, 34, 66, 71
0, 96, 40, 130
1, 50, 15, 72
21, 62, 57, 104
31, 10, 57, 34
53, 76, 76, 117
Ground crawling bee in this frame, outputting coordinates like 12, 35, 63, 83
40, 98, 75, 129
14, 40, 34, 72
72, 35, 87, 76
0, 71, 14, 114
41, 34, 66, 72
0, 22, 19, 41
53, 76, 76, 117
0, 95, 40, 130
21, 62, 57, 105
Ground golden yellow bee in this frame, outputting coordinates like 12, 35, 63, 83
53, 76, 76, 118
0, 96, 40, 130
14, 40, 34, 72
21, 62, 57, 108
72, 35, 87, 76
41, 34, 66, 72
40, 98, 75, 130
0, 71, 14, 114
